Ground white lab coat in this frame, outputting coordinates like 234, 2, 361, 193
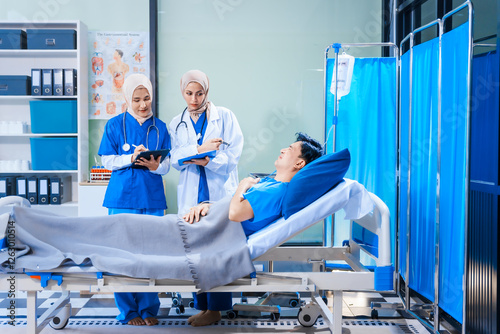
169, 103, 243, 215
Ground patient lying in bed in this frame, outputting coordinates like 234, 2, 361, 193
184, 132, 323, 235
0, 133, 352, 297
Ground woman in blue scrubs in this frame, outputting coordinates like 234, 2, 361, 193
169, 70, 243, 326
98, 74, 171, 326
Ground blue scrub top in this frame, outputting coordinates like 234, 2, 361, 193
98, 112, 171, 210
241, 177, 288, 236
190, 111, 209, 203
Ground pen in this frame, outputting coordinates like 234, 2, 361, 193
219, 140, 231, 146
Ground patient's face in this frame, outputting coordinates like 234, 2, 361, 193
275, 141, 303, 170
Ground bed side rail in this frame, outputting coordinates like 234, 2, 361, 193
348, 192, 393, 290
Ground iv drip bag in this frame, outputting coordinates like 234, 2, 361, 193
330, 54, 355, 99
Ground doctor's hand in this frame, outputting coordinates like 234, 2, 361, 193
183, 156, 210, 167
131, 144, 147, 162
197, 138, 222, 153
135, 155, 162, 171
183, 203, 212, 224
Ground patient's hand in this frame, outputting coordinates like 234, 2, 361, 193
183, 203, 211, 224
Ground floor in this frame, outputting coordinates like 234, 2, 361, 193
0, 290, 432, 333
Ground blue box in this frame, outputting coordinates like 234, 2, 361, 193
30, 100, 77, 133
26, 29, 76, 50
0, 29, 27, 49
30, 137, 77, 170
0, 75, 31, 95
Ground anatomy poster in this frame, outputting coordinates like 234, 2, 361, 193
88, 31, 149, 120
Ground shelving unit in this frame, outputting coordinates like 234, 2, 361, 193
0, 21, 88, 216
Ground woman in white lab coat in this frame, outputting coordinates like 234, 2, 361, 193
169, 70, 243, 215
168, 69, 243, 326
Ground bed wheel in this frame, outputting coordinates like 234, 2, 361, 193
176, 305, 185, 314
227, 310, 238, 319
289, 299, 299, 308
188, 300, 195, 308
49, 303, 71, 330
49, 318, 69, 330
270, 312, 280, 321
171, 297, 180, 307
297, 305, 319, 327
371, 309, 379, 319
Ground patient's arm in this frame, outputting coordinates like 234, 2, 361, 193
183, 203, 211, 224
228, 177, 259, 222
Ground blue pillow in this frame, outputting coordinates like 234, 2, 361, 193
282, 148, 350, 219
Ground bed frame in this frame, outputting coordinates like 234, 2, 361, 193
0, 183, 392, 334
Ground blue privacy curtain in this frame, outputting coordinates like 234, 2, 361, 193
471, 50, 498, 184
408, 36, 440, 302
399, 51, 410, 281
439, 22, 469, 323
325, 57, 397, 263
399, 22, 469, 323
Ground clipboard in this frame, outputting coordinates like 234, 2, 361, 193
178, 150, 217, 165
132, 149, 170, 168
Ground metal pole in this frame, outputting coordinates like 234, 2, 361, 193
405, 33, 413, 313
323, 45, 330, 248
435, 18, 443, 333
331, 43, 341, 248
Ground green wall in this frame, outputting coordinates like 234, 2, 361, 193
1, 0, 382, 213
157, 0, 382, 213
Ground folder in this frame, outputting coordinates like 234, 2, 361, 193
16, 177, 27, 199
27, 176, 38, 204
53, 69, 63, 96
178, 150, 217, 165
42, 69, 53, 95
64, 69, 76, 96
31, 69, 42, 95
0, 176, 14, 199
38, 177, 49, 204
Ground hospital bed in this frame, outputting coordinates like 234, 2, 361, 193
0, 178, 392, 334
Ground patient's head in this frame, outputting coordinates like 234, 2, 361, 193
296, 132, 323, 165
274, 132, 323, 180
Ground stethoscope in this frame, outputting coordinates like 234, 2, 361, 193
175, 107, 207, 144
122, 111, 160, 151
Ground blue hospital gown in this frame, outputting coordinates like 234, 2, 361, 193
241, 177, 288, 236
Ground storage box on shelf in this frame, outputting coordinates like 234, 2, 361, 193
0, 75, 31, 95
0, 29, 26, 49
0, 21, 88, 217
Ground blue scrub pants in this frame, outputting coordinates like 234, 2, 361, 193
193, 292, 232, 311
108, 208, 163, 323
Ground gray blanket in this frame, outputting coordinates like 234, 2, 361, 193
0, 196, 255, 292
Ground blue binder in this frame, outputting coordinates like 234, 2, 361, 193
42, 69, 52, 95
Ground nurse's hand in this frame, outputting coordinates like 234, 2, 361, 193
131, 144, 147, 162
197, 138, 222, 153
183, 203, 211, 224
183, 157, 210, 166
135, 155, 162, 171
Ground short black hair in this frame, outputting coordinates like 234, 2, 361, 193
296, 132, 323, 165
116, 49, 124, 57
